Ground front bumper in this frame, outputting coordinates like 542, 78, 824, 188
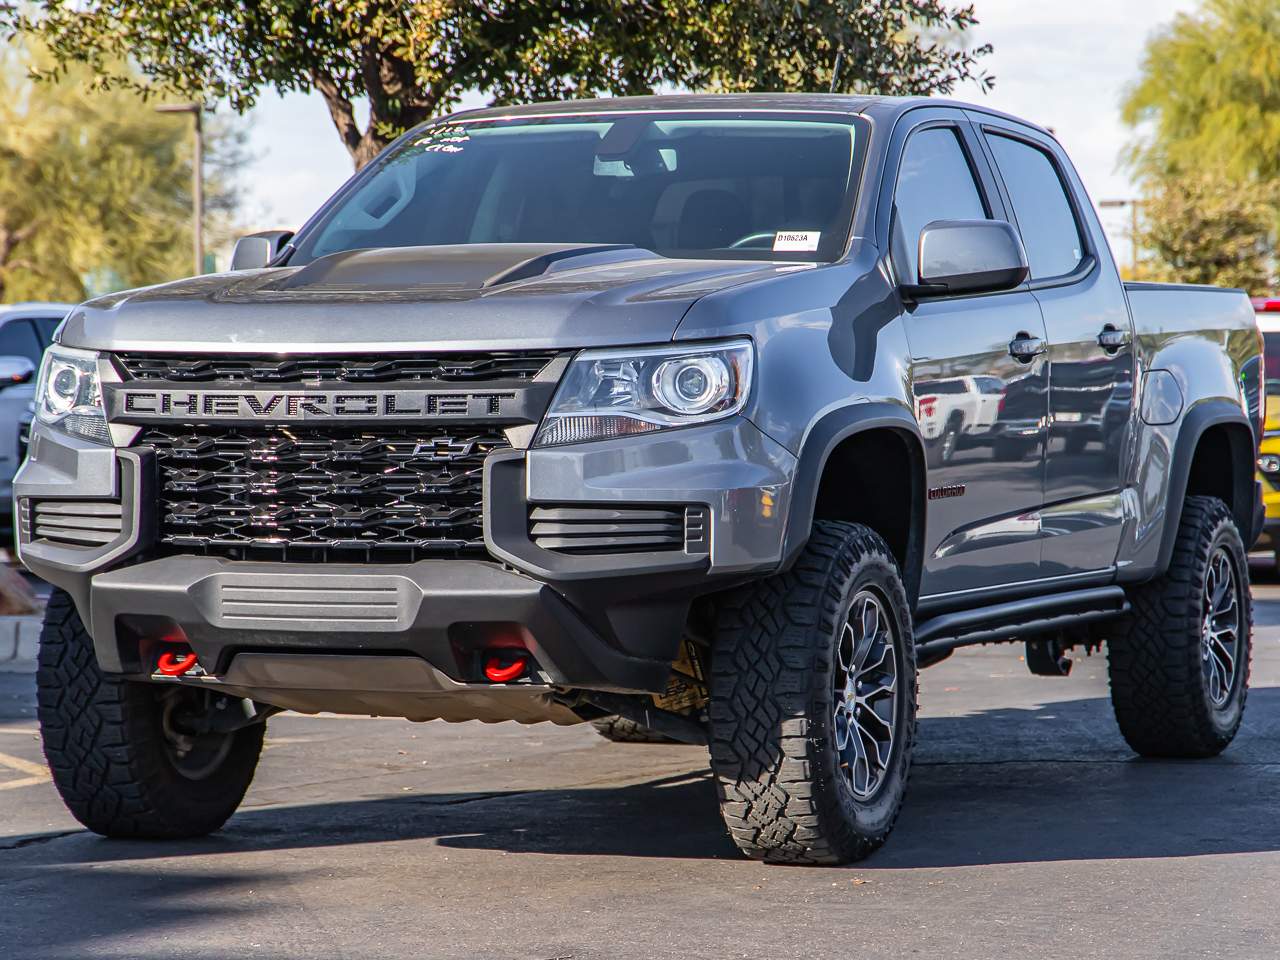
16, 416, 796, 711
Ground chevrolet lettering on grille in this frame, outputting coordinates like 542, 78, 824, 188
109, 389, 523, 423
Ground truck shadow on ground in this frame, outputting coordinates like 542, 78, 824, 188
6, 687, 1280, 871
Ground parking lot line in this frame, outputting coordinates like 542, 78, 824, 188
0, 750, 50, 790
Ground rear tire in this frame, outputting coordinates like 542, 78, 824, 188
590, 715, 676, 743
36, 589, 265, 839
708, 520, 916, 864
1107, 495, 1251, 758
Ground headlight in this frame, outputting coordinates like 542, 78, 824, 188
534, 340, 753, 447
35, 345, 109, 444
1260, 454, 1280, 475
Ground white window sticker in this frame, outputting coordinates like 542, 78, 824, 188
773, 231, 821, 252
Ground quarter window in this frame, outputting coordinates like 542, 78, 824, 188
892, 127, 988, 283
986, 133, 1084, 279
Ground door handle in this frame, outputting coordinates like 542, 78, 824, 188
1097, 325, 1131, 352
1008, 334, 1046, 363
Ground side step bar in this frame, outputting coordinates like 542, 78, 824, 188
913, 585, 1129, 664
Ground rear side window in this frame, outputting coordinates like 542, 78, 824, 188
1263, 332, 1280, 384
891, 127, 988, 283
986, 133, 1084, 279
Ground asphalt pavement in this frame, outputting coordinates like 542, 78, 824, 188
2, 571, 1280, 959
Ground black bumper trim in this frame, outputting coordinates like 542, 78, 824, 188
88, 556, 675, 693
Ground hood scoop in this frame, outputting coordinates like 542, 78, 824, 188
277, 243, 656, 293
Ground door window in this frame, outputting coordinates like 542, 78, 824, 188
892, 127, 989, 283
32, 317, 61, 344
0, 320, 42, 364
985, 133, 1084, 279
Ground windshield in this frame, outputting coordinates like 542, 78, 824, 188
289, 112, 864, 265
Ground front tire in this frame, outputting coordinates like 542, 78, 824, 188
708, 520, 916, 864
1107, 495, 1251, 758
36, 589, 265, 839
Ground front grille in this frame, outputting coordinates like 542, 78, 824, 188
117, 351, 557, 384
143, 426, 508, 562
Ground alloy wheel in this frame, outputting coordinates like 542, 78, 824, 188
833, 590, 899, 800
1201, 546, 1241, 708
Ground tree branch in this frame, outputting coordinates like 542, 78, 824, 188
311, 69, 364, 160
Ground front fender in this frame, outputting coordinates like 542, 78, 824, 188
779, 401, 925, 598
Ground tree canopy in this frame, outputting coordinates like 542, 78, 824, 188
5, 1, 993, 169
1136, 170, 1277, 292
1123, 0, 1280, 180
0, 42, 243, 301
1123, 0, 1280, 291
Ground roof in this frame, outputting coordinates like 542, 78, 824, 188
446, 92, 1055, 139
0, 302, 74, 320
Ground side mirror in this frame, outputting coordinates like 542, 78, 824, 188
0, 356, 35, 389
230, 230, 294, 271
907, 219, 1029, 298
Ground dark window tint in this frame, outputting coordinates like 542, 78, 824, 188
290, 114, 863, 265
917, 378, 968, 395
1263, 332, 1280, 383
0, 320, 42, 364
986, 133, 1084, 279
32, 317, 61, 344
892, 127, 988, 282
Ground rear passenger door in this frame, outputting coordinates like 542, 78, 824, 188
886, 113, 1050, 603
975, 119, 1136, 578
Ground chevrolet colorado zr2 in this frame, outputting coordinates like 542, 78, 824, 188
18, 94, 1264, 864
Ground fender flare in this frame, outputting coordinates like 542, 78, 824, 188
1155, 398, 1257, 575
779, 402, 926, 602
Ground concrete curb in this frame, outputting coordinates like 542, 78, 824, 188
0, 612, 43, 673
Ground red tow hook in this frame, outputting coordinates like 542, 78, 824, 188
156, 650, 200, 677
483, 652, 529, 683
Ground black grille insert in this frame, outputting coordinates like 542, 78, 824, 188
117, 351, 558, 384
529, 504, 707, 555
144, 426, 509, 562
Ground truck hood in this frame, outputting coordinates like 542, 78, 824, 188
60, 244, 804, 353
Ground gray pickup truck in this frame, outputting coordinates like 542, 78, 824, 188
17, 94, 1263, 865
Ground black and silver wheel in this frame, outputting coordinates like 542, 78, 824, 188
37, 589, 265, 839
833, 592, 899, 799
1108, 495, 1251, 758
709, 520, 916, 864
1200, 547, 1242, 708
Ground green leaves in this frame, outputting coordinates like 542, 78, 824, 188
1124, 0, 1280, 290
1136, 171, 1277, 292
5, 0, 991, 169
0, 41, 244, 301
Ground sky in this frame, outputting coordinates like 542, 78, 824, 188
235, 0, 1200, 258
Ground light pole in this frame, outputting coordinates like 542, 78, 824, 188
156, 103, 204, 276
1098, 198, 1142, 278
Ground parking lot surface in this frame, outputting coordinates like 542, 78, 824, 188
2, 573, 1280, 960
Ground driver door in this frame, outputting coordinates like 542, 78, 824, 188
889, 116, 1049, 604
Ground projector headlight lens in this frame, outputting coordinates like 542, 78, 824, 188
534, 340, 753, 447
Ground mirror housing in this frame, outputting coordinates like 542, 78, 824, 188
230, 230, 294, 271
906, 219, 1029, 298
0, 356, 35, 390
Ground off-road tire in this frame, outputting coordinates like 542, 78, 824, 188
708, 520, 916, 864
590, 716, 676, 743
1108, 495, 1251, 758
36, 589, 265, 839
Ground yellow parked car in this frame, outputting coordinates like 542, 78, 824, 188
1254, 299, 1280, 564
